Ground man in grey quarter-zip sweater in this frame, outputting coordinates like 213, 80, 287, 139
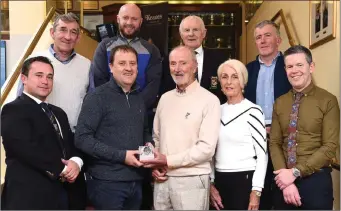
75, 45, 153, 210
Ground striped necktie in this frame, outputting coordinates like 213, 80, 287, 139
40, 102, 66, 158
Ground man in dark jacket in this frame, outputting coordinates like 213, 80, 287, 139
1, 56, 85, 210
75, 45, 153, 210
244, 20, 292, 210
90, 6, 161, 207
161, 15, 226, 104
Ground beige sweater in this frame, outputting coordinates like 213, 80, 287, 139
153, 81, 221, 176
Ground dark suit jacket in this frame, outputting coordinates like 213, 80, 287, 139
160, 48, 227, 104
244, 53, 292, 104
1, 94, 86, 210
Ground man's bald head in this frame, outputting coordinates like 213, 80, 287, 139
118, 3, 142, 18
117, 3, 143, 39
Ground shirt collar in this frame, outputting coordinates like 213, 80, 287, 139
291, 81, 315, 97
23, 91, 46, 104
194, 45, 203, 56
175, 80, 199, 96
258, 51, 280, 65
49, 44, 76, 64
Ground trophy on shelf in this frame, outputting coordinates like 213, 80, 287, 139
210, 14, 215, 25
226, 36, 232, 49
216, 37, 223, 48
168, 16, 172, 25
230, 13, 234, 26
220, 13, 226, 26
172, 14, 180, 25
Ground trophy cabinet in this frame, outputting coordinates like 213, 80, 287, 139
102, 3, 242, 59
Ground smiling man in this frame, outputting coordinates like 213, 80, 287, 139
162, 16, 226, 103
244, 20, 292, 209
2, 56, 85, 209
179, 16, 226, 103
75, 45, 153, 210
90, 3, 162, 111
17, 13, 91, 133
142, 46, 221, 210
269, 45, 339, 210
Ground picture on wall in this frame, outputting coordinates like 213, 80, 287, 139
309, 0, 336, 49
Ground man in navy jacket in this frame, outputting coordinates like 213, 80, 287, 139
244, 20, 292, 210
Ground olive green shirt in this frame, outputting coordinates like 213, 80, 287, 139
269, 82, 340, 177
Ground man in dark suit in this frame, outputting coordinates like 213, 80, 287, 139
161, 15, 226, 104
1, 56, 86, 210
244, 20, 292, 210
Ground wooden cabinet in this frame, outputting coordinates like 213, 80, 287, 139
102, 3, 242, 59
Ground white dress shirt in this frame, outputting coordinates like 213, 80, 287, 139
195, 45, 204, 83
23, 91, 83, 172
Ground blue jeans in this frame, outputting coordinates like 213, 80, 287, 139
86, 176, 142, 210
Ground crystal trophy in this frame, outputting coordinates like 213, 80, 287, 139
220, 13, 226, 25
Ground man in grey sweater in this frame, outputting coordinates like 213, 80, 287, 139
75, 45, 153, 210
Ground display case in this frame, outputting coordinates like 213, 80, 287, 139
168, 11, 239, 59
102, 3, 242, 59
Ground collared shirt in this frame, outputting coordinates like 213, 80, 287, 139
23, 91, 83, 171
269, 82, 340, 177
49, 44, 76, 64
256, 52, 280, 125
194, 45, 204, 83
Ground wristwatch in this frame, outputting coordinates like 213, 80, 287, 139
292, 167, 301, 178
253, 190, 261, 197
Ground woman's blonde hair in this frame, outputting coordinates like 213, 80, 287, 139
217, 59, 248, 88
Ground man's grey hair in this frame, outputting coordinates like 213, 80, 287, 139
53, 13, 80, 32
254, 20, 280, 37
170, 45, 197, 63
179, 15, 206, 33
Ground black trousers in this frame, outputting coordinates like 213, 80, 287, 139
140, 169, 153, 210
273, 167, 333, 210
213, 170, 254, 210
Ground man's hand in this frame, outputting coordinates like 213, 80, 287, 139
283, 184, 302, 207
125, 150, 143, 167
210, 184, 224, 210
248, 191, 260, 210
152, 167, 168, 183
274, 168, 296, 190
141, 150, 167, 168
266, 126, 271, 134
60, 159, 80, 183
